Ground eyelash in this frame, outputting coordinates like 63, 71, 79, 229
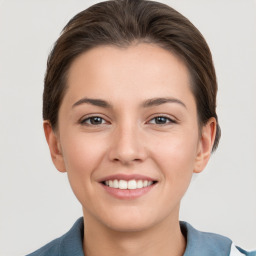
80, 116, 108, 126
80, 115, 176, 126
148, 115, 176, 125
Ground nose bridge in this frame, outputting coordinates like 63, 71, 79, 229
108, 118, 146, 164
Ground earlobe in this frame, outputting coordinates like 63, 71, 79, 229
43, 121, 66, 173
194, 117, 217, 173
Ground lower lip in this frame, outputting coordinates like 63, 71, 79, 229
101, 183, 155, 200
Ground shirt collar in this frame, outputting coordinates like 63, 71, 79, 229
59, 217, 84, 256
180, 221, 232, 256
59, 218, 232, 256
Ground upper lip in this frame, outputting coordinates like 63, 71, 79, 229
98, 174, 157, 182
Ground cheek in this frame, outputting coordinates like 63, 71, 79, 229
61, 131, 106, 171
59, 132, 107, 200
150, 132, 198, 192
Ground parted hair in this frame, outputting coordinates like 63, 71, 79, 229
43, 0, 221, 151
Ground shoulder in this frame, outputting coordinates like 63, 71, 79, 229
180, 221, 256, 256
26, 238, 60, 256
26, 217, 84, 256
230, 243, 256, 256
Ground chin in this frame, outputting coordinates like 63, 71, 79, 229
105, 216, 155, 233
96, 206, 164, 233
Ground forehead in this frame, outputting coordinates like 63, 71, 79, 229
65, 43, 193, 106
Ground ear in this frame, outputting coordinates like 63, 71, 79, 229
194, 117, 217, 173
43, 121, 66, 173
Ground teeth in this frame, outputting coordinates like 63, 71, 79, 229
104, 179, 154, 189
127, 180, 137, 189
137, 180, 143, 188
119, 180, 128, 189
113, 179, 119, 188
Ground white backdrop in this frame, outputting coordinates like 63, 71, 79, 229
0, 0, 255, 255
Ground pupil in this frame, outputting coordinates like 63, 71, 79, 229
156, 117, 166, 124
91, 117, 102, 124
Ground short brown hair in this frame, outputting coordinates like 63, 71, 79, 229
43, 0, 221, 151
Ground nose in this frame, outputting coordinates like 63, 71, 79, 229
108, 123, 147, 165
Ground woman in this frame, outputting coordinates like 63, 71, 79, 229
27, 0, 255, 255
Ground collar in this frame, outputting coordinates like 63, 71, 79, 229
180, 221, 232, 256
59, 218, 232, 256
59, 217, 84, 256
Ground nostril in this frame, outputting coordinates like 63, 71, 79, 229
108, 135, 147, 164
112, 157, 142, 165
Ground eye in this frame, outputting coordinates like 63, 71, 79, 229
148, 116, 175, 125
81, 116, 107, 125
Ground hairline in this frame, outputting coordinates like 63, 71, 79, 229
51, 40, 204, 136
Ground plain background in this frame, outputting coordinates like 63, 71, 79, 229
0, 0, 255, 255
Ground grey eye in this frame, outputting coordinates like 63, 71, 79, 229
155, 117, 168, 124
149, 116, 172, 124
82, 116, 106, 125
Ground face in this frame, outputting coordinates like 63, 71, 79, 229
45, 43, 215, 232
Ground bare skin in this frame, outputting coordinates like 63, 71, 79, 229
44, 43, 216, 256
82, 202, 185, 256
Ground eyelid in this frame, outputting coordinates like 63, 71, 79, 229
78, 113, 177, 126
79, 114, 110, 125
146, 114, 177, 124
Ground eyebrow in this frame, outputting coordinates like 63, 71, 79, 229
72, 98, 112, 108
72, 97, 186, 109
142, 97, 187, 109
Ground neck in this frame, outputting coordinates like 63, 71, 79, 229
82, 211, 186, 256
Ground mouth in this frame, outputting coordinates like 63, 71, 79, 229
99, 175, 158, 199
102, 179, 157, 190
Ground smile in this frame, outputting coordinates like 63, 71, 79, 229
99, 174, 158, 199
103, 179, 154, 190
